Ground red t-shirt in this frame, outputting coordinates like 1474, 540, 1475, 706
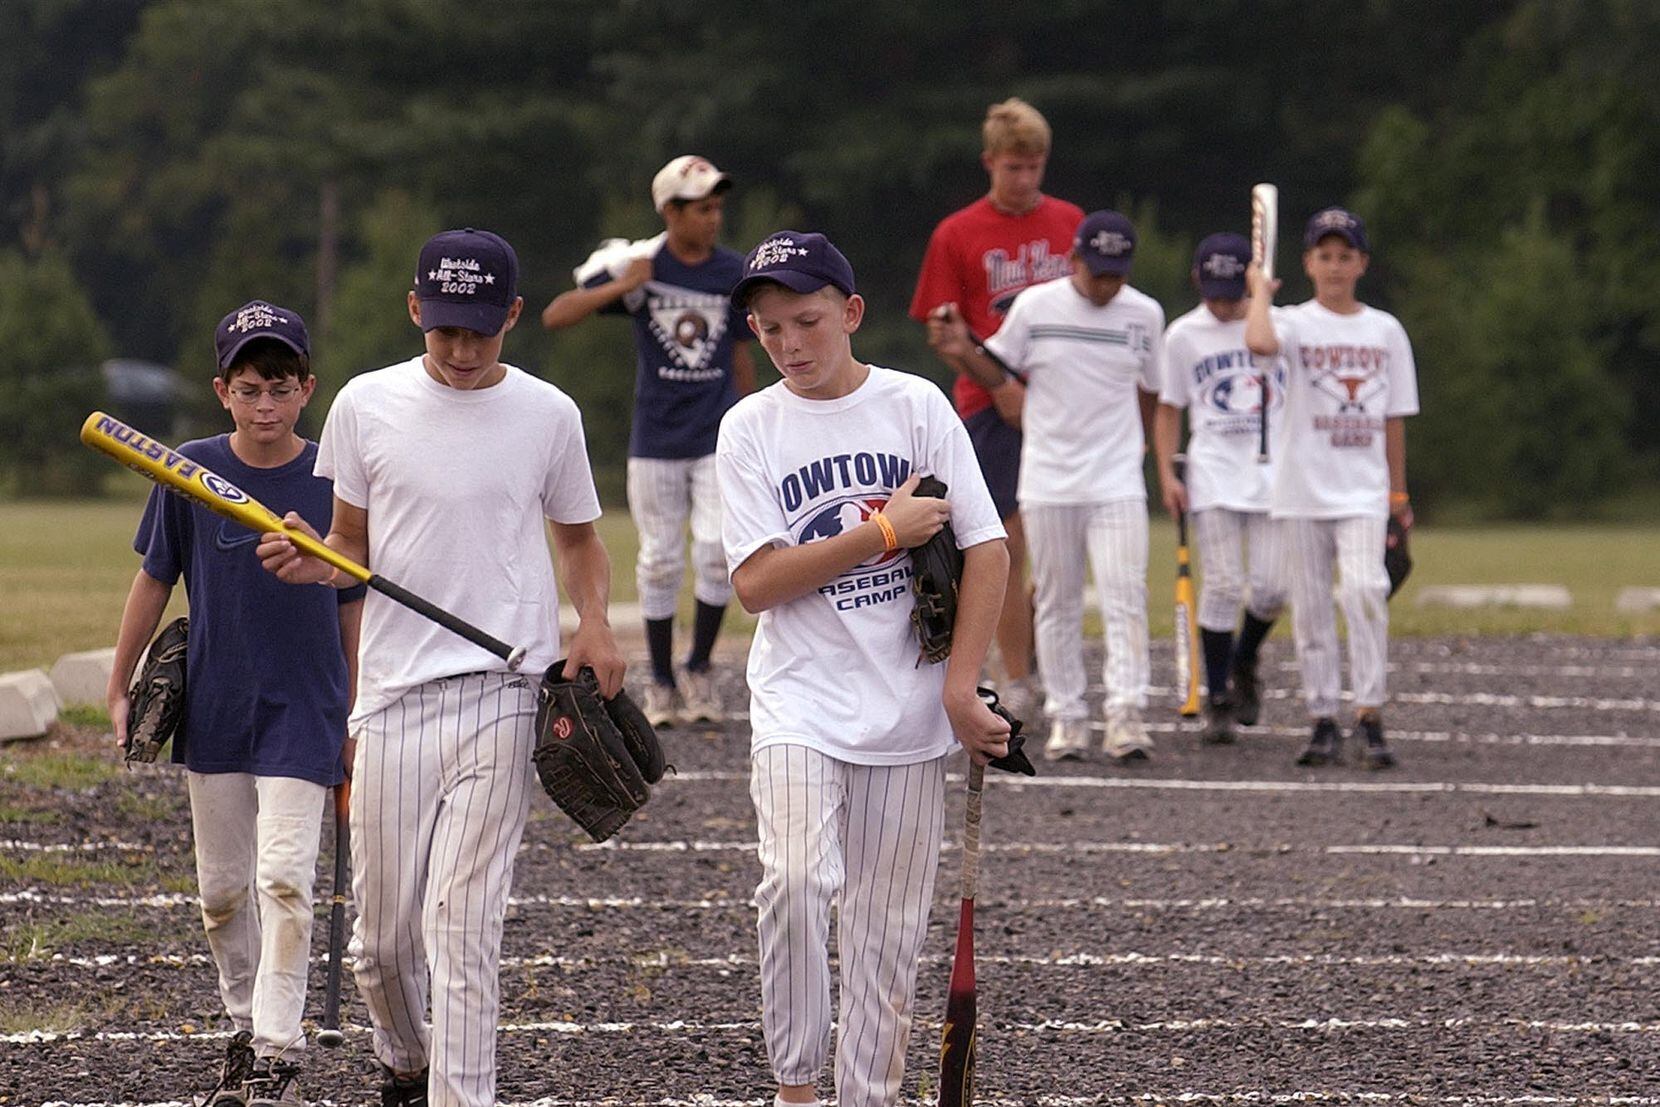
909, 195, 1085, 417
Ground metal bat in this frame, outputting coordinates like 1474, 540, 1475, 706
1173, 454, 1202, 718
930, 304, 1026, 383
939, 760, 985, 1106
1251, 183, 1278, 464
317, 778, 350, 1048
80, 411, 527, 670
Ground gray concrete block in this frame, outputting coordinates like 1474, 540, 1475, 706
0, 669, 61, 741
50, 647, 117, 708
1414, 584, 1572, 610
1615, 587, 1660, 615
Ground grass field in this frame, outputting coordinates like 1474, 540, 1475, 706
3, 498, 1658, 674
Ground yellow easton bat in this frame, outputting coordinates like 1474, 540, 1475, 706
1173, 453, 1201, 717
81, 411, 526, 670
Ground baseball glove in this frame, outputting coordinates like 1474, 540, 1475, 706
125, 616, 188, 765
977, 686, 1036, 776
908, 475, 963, 664
533, 660, 668, 843
1386, 516, 1413, 599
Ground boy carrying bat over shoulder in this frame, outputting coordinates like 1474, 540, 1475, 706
107, 301, 364, 1106
715, 231, 1008, 1107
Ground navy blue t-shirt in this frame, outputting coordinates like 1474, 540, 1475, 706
134, 435, 365, 786
592, 244, 749, 459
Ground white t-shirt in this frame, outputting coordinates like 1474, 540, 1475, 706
318, 358, 602, 725
983, 278, 1164, 506
1158, 303, 1289, 513
716, 366, 1005, 765
1270, 301, 1419, 520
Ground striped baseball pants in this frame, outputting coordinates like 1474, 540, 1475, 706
750, 745, 948, 1107
1024, 499, 1150, 718
1192, 508, 1289, 631
627, 454, 731, 620
348, 673, 539, 1107
1284, 516, 1390, 717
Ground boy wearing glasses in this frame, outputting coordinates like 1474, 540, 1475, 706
107, 300, 364, 1105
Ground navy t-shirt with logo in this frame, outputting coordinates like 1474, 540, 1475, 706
134, 435, 364, 786
591, 244, 749, 460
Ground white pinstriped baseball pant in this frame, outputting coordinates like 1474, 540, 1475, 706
1192, 508, 1289, 632
627, 455, 731, 620
1284, 516, 1390, 717
750, 745, 947, 1107
1023, 499, 1150, 718
348, 673, 538, 1107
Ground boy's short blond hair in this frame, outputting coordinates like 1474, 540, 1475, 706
982, 98, 1052, 156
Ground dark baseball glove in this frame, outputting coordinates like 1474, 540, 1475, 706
533, 660, 669, 842
1386, 516, 1413, 599
908, 475, 963, 664
125, 616, 188, 765
976, 685, 1036, 776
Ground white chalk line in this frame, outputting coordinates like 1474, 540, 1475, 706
1143, 723, 1660, 750
30, 1097, 1660, 1107
1134, 686, 1660, 713
578, 839, 1660, 859
12, 1015, 1660, 1047
7, 888, 1652, 913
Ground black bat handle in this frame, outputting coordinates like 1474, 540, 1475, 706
318, 784, 349, 1047
367, 575, 526, 670
1173, 453, 1190, 547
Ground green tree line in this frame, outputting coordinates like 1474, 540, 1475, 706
2, 0, 1654, 515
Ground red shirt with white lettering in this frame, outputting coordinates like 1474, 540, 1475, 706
909, 195, 1085, 417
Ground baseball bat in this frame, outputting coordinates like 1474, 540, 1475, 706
1250, 183, 1278, 464
80, 412, 527, 670
938, 760, 986, 1107
1173, 454, 1202, 718
930, 304, 1026, 383
317, 778, 349, 1048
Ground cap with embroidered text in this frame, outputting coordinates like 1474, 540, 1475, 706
1303, 207, 1369, 252
415, 228, 519, 336
215, 301, 310, 370
1194, 232, 1251, 300
731, 231, 857, 309
1074, 210, 1137, 276
651, 156, 732, 212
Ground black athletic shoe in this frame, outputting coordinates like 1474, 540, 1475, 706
245, 1058, 304, 1107
1202, 697, 1237, 746
1296, 717, 1341, 766
1230, 655, 1262, 727
201, 1031, 258, 1107
1355, 714, 1397, 770
379, 1067, 428, 1107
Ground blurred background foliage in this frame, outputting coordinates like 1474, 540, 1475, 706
1, 0, 1655, 515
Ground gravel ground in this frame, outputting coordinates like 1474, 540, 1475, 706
2, 634, 1658, 1104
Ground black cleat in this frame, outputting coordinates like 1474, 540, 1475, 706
200, 1031, 258, 1107
1355, 714, 1396, 770
1202, 697, 1237, 746
380, 1067, 429, 1107
1296, 717, 1341, 767
245, 1058, 304, 1107
1230, 655, 1262, 727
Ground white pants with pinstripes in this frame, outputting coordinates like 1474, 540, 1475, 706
1024, 499, 1150, 719
750, 745, 948, 1107
1284, 516, 1390, 717
348, 672, 538, 1107
1192, 508, 1289, 631
627, 454, 731, 621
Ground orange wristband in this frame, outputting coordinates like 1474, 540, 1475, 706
871, 511, 898, 552
1389, 492, 1411, 508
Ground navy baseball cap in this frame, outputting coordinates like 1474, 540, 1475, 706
1194, 232, 1251, 300
1303, 207, 1369, 252
415, 228, 519, 335
1074, 210, 1136, 276
215, 300, 310, 370
731, 231, 856, 309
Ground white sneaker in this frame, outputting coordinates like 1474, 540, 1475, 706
680, 669, 724, 724
1104, 706, 1153, 762
1043, 718, 1091, 762
643, 683, 677, 729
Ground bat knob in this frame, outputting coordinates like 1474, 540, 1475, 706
507, 646, 528, 672
316, 1029, 345, 1049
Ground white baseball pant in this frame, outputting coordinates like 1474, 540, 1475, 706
627, 454, 731, 620
348, 672, 538, 1107
1285, 516, 1390, 717
187, 771, 327, 1058
750, 745, 947, 1107
1192, 508, 1289, 631
1024, 499, 1150, 719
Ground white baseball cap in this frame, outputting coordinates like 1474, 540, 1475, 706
651, 155, 732, 212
